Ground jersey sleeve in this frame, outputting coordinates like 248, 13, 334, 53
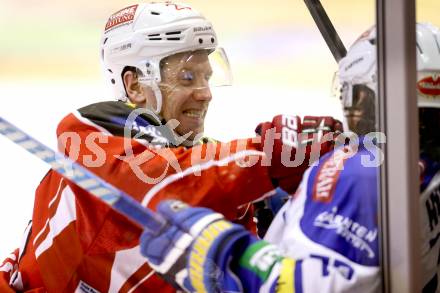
9, 106, 274, 291
57, 111, 273, 217
56, 111, 274, 235
231, 238, 379, 293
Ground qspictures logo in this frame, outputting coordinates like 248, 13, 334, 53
105, 5, 138, 32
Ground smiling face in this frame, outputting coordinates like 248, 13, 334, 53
159, 50, 213, 140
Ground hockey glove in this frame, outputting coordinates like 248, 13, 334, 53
140, 200, 254, 292
302, 115, 343, 153
256, 115, 342, 193
253, 187, 289, 238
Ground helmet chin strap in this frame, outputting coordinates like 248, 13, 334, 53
342, 116, 350, 133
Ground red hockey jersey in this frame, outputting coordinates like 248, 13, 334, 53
0, 101, 274, 292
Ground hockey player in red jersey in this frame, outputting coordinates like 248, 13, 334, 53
137, 23, 440, 292
0, 2, 342, 292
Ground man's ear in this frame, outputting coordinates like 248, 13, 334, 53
123, 71, 146, 105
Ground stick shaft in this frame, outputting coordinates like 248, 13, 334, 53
0, 117, 165, 232
304, 0, 347, 62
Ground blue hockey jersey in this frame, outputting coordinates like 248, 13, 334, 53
262, 143, 381, 292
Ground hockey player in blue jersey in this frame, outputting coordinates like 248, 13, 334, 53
138, 23, 440, 292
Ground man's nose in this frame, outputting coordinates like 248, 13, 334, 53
192, 86, 212, 102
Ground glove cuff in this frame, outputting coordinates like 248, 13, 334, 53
187, 220, 251, 292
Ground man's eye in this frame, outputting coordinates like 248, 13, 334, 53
181, 71, 194, 81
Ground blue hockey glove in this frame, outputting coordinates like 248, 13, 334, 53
140, 200, 254, 292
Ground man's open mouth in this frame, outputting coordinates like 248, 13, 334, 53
183, 109, 205, 119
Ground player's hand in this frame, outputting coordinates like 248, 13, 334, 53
140, 200, 251, 292
302, 115, 343, 151
253, 187, 289, 238
256, 115, 342, 193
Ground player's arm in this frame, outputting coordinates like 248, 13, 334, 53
140, 147, 380, 292
139, 200, 379, 293
57, 112, 341, 219
56, 112, 274, 220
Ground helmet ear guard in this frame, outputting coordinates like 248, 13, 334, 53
135, 59, 163, 114
115, 60, 163, 114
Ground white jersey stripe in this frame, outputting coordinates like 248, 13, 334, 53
141, 150, 265, 206
33, 178, 66, 247
33, 219, 49, 248
108, 245, 149, 292
0, 262, 13, 273
35, 186, 77, 258
127, 270, 155, 293
48, 178, 65, 209
18, 221, 32, 262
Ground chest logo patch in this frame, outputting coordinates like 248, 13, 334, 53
313, 147, 351, 203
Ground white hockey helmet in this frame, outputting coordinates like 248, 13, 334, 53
336, 23, 440, 135
416, 23, 440, 160
416, 23, 440, 109
101, 2, 232, 113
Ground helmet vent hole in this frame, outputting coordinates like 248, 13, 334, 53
103, 37, 108, 44
199, 38, 203, 44
150, 11, 160, 15
148, 33, 162, 41
107, 69, 113, 73
368, 39, 376, 45
211, 37, 215, 43
111, 79, 115, 84
164, 31, 182, 41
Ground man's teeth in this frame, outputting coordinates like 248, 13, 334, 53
184, 110, 203, 118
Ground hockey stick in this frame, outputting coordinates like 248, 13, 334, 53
0, 117, 166, 233
303, 0, 347, 62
